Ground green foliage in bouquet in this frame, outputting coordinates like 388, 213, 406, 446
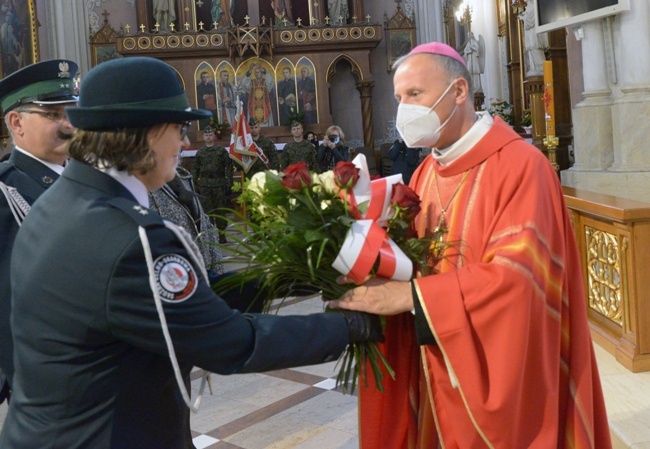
214, 160, 451, 393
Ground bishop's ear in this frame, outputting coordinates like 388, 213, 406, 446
453, 77, 471, 104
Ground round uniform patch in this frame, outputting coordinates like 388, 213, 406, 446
153, 254, 198, 303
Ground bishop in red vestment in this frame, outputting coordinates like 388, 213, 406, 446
329, 42, 612, 449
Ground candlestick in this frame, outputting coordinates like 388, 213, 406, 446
543, 60, 555, 137
542, 60, 559, 171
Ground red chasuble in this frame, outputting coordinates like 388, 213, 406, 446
359, 118, 611, 449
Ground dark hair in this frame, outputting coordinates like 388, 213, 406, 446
68, 126, 160, 175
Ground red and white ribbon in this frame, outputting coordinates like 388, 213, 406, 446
332, 154, 413, 283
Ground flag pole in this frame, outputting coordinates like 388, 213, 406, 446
235, 98, 248, 231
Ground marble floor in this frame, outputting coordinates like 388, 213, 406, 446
1, 294, 650, 448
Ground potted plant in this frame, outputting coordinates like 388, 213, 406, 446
521, 111, 532, 135
484, 98, 514, 126
208, 115, 226, 139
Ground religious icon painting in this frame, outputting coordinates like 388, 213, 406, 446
0, 0, 38, 78
215, 61, 237, 128
236, 58, 277, 127
275, 58, 298, 127
296, 56, 318, 125
194, 62, 217, 128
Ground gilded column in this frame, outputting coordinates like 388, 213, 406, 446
356, 81, 375, 148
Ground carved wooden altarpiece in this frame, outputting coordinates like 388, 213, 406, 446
112, 0, 382, 147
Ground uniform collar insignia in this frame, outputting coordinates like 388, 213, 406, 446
42, 176, 54, 184
133, 205, 149, 215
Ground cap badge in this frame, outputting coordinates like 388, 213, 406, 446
58, 61, 71, 79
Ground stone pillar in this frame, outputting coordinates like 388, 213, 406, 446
355, 81, 375, 148
45, 1, 91, 75
611, 1, 650, 171
570, 20, 614, 171
414, 0, 443, 44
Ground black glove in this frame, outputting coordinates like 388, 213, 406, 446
337, 310, 384, 343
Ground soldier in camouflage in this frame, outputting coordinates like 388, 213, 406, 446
281, 121, 317, 170
247, 117, 280, 178
191, 126, 233, 243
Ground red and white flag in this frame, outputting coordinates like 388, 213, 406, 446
228, 101, 270, 173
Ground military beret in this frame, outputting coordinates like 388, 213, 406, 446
248, 117, 259, 126
0, 59, 79, 113
203, 125, 215, 133
66, 57, 211, 130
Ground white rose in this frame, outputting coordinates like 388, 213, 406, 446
248, 171, 267, 196
314, 170, 337, 195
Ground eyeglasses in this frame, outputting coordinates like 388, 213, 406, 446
19, 109, 68, 123
180, 122, 191, 139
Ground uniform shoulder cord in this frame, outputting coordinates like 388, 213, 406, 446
0, 182, 30, 226
139, 221, 210, 413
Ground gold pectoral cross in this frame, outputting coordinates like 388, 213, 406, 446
433, 214, 448, 236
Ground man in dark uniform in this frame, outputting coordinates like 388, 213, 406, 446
191, 125, 232, 243
281, 120, 317, 170
0, 59, 78, 404
0, 57, 380, 449
246, 116, 280, 178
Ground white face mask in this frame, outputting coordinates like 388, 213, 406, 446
396, 80, 458, 148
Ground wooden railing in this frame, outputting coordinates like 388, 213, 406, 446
563, 187, 650, 372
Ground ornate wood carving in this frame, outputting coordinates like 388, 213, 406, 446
89, 11, 123, 67
119, 1, 382, 145
384, 3, 416, 72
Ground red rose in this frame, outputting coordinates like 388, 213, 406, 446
334, 161, 360, 189
282, 162, 311, 190
391, 183, 421, 219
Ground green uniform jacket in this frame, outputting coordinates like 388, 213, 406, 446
282, 139, 318, 171
1, 159, 349, 449
191, 145, 233, 188
247, 135, 280, 178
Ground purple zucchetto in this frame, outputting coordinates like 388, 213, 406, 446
408, 42, 466, 67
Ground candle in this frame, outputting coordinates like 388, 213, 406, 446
543, 60, 555, 137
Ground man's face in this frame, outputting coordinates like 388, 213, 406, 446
283, 68, 291, 80
301, 68, 308, 78
10, 104, 75, 165
393, 54, 458, 147
203, 130, 215, 145
250, 123, 260, 139
220, 72, 229, 83
201, 73, 210, 84
254, 67, 262, 79
291, 124, 303, 139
